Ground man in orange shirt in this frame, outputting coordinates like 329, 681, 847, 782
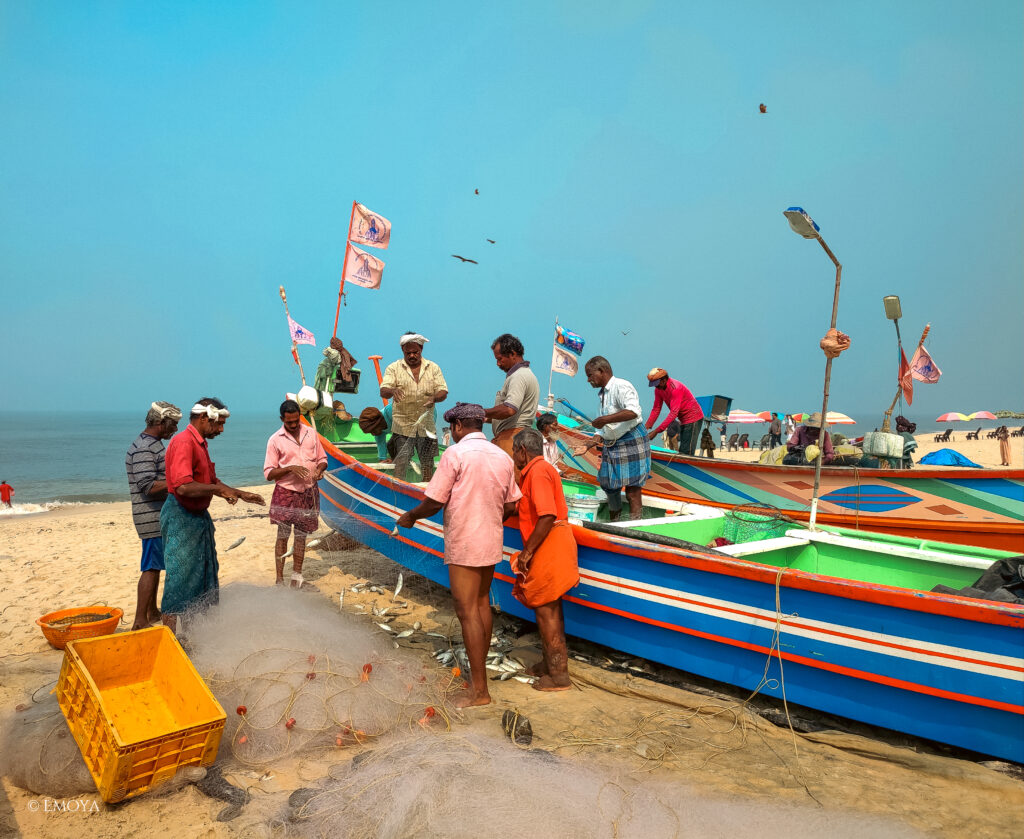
0, 480, 13, 508
509, 429, 579, 691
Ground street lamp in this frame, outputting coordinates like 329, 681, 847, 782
880, 296, 903, 433
782, 207, 842, 529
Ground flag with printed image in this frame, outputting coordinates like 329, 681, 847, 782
288, 316, 316, 346
555, 324, 585, 356
348, 203, 391, 249
910, 345, 942, 384
343, 244, 385, 289
551, 345, 579, 377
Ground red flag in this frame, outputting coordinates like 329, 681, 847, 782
899, 348, 913, 405
291, 347, 300, 365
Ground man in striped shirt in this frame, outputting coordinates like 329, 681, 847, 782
126, 401, 182, 630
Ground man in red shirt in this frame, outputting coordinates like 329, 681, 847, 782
0, 480, 13, 507
161, 397, 264, 632
644, 368, 705, 456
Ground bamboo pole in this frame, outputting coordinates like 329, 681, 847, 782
333, 200, 358, 338
881, 324, 930, 433
279, 285, 307, 386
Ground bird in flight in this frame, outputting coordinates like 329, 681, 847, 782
759, 103, 767, 114
451, 255, 478, 264
474, 189, 479, 195
621, 330, 630, 336
486, 238, 496, 244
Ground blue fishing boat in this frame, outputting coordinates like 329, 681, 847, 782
313, 422, 1024, 764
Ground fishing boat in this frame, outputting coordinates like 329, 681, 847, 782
312, 418, 1024, 764
552, 421, 1024, 553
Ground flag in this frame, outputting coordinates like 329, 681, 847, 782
288, 316, 316, 346
348, 202, 391, 249
555, 325, 585, 356
910, 345, 942, 384
343, 243, 385, 289
899, 348, 913, 405
551, 345, 579, 377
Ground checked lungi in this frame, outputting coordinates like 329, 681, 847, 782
598, 423, 652, 491
160, 494, 219, 615
269, 484, 320, 534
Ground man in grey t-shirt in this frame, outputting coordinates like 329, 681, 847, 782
125, 401, 181, 630
484, 333, 539, 458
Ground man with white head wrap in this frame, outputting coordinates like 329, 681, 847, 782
160, 397, 265, 633
379, 332, 448, 482
125, 401, 182, 630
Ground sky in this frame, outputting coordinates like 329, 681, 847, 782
1, 1, 1021, 429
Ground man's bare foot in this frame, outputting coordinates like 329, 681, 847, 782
130, 622, 147, 632
525, 661, 548, 678
454, 692, 491, 708
532, 674, 572, 692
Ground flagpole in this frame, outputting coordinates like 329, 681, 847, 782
334, 201, 358, 338
882, 324, 930, 433
547, 315, 558, 409
279, 285, 307, 386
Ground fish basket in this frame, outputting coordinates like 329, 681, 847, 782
722, 506, 793, 544
36, 607, 124, 650
56, 626, 225, 803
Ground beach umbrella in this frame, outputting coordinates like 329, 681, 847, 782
969, 411, 997, 420
824, 411, 855, 425
935, 412, 969, 423
727, 409, 766, 423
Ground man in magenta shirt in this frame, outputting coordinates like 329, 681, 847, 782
644, 368, 705, 456
264, 399, 328, 587
396, 402, 521, 708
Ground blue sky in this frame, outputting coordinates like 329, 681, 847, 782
2, 1, 1021, 428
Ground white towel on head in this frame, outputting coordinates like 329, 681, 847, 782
399, 333, 428, 347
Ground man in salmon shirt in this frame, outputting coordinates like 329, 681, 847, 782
644, 367, 704, 456
264, 399, 328, 588
508, 428, 579, 692
396, 402, 521, 707
161, 398, 265, 632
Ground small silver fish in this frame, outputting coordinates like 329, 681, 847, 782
224, 537, 246, 552
513, 675, 536, 684
351, 583, 366, 593
413, 621, 422, 631
393, 641, 400, 649
393, 572, 404, 602
279, 547, 294, 560
369, 586, 383, 594
486, 664, 503, 673
306, 538, 321, 550
353, 604, 365, 611
499, 672, 516, 681
572, 655, 588, 662
376, 623, 394, 632
259, 772, 274, 782
395, 629, 414, 638
339, 590, 344, 610
426, 632, 447, 639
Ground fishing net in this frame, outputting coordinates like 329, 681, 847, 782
722, 505, 795, 544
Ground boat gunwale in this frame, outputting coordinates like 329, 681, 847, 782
318, 432, 1024, 629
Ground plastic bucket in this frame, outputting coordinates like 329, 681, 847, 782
566, 493, 601, 522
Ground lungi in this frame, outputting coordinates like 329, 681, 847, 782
598, 424, 652, 491
269, 484, 320, 533
511, 521, 579, 609
160, 494, 218, 615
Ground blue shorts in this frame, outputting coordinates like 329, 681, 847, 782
140, 537, 165, 572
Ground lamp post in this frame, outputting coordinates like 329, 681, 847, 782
782, 207, 842, 529
880, 296, 902, 433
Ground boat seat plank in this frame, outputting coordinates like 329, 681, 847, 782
716, 535, 810, 556
785, 529, 993, 570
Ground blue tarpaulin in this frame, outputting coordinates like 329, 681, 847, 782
919, 448, 982, 468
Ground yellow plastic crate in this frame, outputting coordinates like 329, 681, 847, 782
56, 625, 225, 803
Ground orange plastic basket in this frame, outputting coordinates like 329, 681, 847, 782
37, 607, 124, 650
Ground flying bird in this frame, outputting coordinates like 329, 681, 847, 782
621, 330, 630, 336
759, 103, 767, 114
486, 238, 496, 244
451, 255, 478, 264
474, 189, 479, 195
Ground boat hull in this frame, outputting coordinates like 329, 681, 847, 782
556, 428, 1024, 552
318, 438, 1024, 763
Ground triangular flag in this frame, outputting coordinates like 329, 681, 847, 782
348, 203, 391, 249
288, 316, 316, 346
899, 348, 913, 405
551, 345, 579, 377
910, 345, 942, 384
343, 244, 385, 289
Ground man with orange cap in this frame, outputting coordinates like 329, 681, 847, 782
644, 368, 704, 456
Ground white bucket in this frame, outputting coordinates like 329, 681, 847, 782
863, 431, 904, 458
566, 494, 601, 523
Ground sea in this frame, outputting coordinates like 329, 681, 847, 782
0, 412, 277, 515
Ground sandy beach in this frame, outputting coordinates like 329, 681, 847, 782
1, 485, 1023, 838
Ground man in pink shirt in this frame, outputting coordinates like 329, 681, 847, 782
644, 367, 705, 456
396, 402, 521, 707
264, 399, 328, 587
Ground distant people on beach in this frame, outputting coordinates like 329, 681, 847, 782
125, 401, 182, 631
784, 412, 834, 465
996, 425, 1011, 467
0, 479, 13, 508
485, 333, 540, 458
396, 402, 521, 707
574, 356, 651, 521
769, 413, 783, 449
509, 429, 579, 692
161, 398, 265, 633
784, 414, 796, 439
265, 399, 327, 588
379, 333, 448, 482
719, 424, 727, 451
644, 368, 703, 456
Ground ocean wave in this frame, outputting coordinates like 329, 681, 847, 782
0, 500, 102, 517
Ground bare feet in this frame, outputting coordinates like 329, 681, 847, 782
532, 674, 572, 692
454, 692, 491, 708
